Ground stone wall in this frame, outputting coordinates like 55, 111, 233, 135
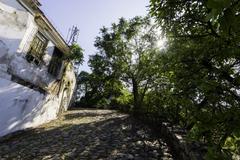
137, 113, 207, 160
159, 122, 207, 160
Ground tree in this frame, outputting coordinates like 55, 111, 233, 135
150, 0, 240, 40
75, 54, 123, 108
94, 16, 162, 112
149, 0, 240, 158
65, 43, 84, 74
66, 44, 84, 63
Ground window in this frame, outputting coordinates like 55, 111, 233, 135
26, 32, 48, 65
48, 47, 64, 78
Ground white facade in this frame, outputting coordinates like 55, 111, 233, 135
0, 0, 76, 137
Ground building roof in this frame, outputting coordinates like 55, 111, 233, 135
32, 0, 41, 6
18, 0, 70, 54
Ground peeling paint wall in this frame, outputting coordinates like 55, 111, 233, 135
0, 0, 76, 137
0, 0, 26, 11
0, 78, 62, 137
9, 54, 56, 90
0, 1, 30, 55
61, 63, 76, 111
0, 1, 56, 89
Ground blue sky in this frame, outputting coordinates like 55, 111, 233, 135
40, 0, 149, 71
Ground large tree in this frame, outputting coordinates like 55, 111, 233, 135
75, 54, 123, 108
150, 0, 240, 40
94, 16, 162, 112
149, 0, 240, 158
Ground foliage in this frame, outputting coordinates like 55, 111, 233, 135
74, 1, 240, 158
149, 0, 240, 40
114, 88, 133, 112
65, 43, 84, 73
149, 0, 240, 158
94, 16, 162, 112
75, 54, 124, 108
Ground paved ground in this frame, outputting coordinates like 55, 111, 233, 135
0, 109, 174, 160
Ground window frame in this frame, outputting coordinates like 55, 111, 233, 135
26, 32, 48, 65
48, 47, 64, 78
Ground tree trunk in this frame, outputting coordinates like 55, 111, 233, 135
132, 78, 140, 113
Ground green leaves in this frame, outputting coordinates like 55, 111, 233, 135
65, 43, 84, 64
150, 0, 240, 41
207, 0, 231, 10
75, 1, 240, 157
149, 0, 240, 157
94, 16, 163, 110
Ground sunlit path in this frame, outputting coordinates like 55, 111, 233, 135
0, 109, 174, 160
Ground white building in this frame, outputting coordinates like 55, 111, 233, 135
0, 0, 76, 137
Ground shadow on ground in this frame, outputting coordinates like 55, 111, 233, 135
0, 109, 174, 160
64, 109, 116, 120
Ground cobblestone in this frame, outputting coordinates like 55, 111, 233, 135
0, 109, 174, 160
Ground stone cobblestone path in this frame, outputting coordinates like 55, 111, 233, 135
0, 109, 174, 160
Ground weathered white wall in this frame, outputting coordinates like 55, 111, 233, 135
9, 54, 56, 90
0, 0, 26, 12
0, 41, 11, 80
43, 41, 55, 66
0, 1, 30, 55
0, 0, 77, 137
0, 68, 76, 137
64, 65, 76, 110
0, 1, 57, 90
0, 78, 61, 137
61, 64, 77, 111
0, 0, 36, 82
